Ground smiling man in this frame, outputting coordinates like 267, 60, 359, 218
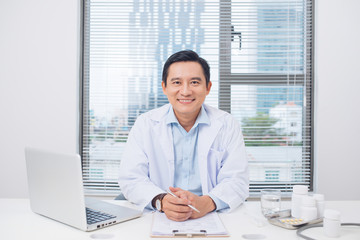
162, 60, 211, 132
118, 50, 249, 221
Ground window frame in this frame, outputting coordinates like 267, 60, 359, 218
79, 0, 315, 196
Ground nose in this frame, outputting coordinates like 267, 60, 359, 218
180, 82, 191, 95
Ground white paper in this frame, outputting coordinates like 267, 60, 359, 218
151, 211, 228, 236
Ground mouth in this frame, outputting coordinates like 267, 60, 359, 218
178, 99, 194, 104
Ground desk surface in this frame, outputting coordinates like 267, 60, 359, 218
1, 199, 359, 240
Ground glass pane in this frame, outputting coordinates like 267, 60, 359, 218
231, 84, 308, 183
84, 0, 220, 186
231, 0, 305, 74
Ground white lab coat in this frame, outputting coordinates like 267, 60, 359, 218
118, 103, 249, 211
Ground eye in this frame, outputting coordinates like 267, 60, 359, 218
191, 80, 200, 85
173, 80, 181, 85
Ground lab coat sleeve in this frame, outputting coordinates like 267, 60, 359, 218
118, 115, 165, 210
208, 115, 249, 211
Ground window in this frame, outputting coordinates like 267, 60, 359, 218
265, 170, 280, 181
81, 0, 314, 196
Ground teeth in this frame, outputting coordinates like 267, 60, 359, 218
179, 100, 192, 103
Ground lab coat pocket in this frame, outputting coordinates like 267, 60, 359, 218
207, 148, 225, 179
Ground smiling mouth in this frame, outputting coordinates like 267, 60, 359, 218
178, 99, 194, 103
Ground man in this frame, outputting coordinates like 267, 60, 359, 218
118, 50, 249, 221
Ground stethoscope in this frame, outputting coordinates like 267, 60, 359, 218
296, 223, 360, 240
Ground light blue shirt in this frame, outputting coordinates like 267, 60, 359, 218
165, 105, 229, 211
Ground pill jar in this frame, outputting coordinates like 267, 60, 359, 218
313, 194, 325, 218
323, 209, 341, 238
291, 185, 308, 218
300, 196, 318, 221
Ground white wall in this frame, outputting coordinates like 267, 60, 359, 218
315, 0, 360, 200
0, 0, 79, 198
0, 0, 359, 200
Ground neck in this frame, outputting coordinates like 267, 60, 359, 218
174, 109, 201, 132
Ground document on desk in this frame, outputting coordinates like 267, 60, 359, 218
150, 211, 229, 237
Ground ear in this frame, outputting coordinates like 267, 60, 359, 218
161, 81, 167, 95
206, 81, 212, 95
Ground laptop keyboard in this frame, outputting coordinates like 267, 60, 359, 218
86, 207, 116, 225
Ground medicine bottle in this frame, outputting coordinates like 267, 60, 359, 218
291, 185, 308, 218
300, 196, 317, 221
313, 194, 325, 218
323, 209, 341, 238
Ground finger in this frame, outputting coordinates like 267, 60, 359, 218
165, 191, 191, 205
178, 191, 191, 200
162, 195, 185, 208
167, 215, 191, 222
163, 199, 193, 221
174, 191, 197, 205
169, 188, 193, 201
165, 210, 192, 222
189, 212, 205, 220
169, 186, 183, 193
165, 194, 191, 206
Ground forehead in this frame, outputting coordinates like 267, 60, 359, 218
167, 61, 204, 79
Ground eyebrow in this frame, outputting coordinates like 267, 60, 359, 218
169, 77, 202, 82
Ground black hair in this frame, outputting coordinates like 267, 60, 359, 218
162, 50, 210, 87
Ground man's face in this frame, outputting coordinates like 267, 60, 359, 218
162, 61, 212, 120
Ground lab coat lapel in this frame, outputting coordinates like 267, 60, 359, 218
152, 117, 175, 186
198, 119, 222, 194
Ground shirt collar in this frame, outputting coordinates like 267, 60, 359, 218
166, 105, 210, 126
165, 105, 178, 124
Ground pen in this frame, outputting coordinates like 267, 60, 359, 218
166, 190, 201, 213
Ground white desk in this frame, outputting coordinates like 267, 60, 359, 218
1, 199, 359, 240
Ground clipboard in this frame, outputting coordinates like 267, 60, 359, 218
150, 211, 229, 238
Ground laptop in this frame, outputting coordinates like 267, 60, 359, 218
24, 147, 142, 231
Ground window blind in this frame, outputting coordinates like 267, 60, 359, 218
81, 0, 313, 196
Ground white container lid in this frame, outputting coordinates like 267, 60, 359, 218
302, 196, 316, 207
324, 209, 341, 220
313, 193, 325, 201
293, 185, 308, 194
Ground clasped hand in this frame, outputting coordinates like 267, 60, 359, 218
161, 186, 216, 222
